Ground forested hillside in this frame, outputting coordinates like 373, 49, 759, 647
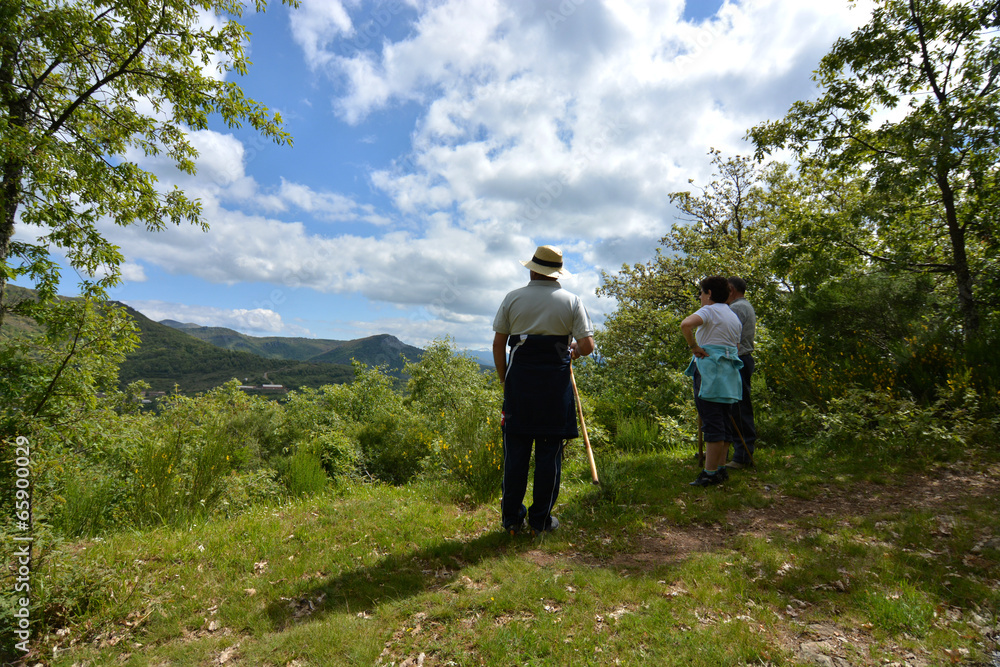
163, 320, 424, 374
306, 333, 423, 372
118, 307, 415, 392
160, 321, 347, 360
0, 289, 421, 392
116, 304, 296, 391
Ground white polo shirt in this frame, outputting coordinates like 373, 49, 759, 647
493, 280, 594, 340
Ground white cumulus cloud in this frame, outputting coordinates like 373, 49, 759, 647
102, 0, 879, 350
125, 300, 311, 336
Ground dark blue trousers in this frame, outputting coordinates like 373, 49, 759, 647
731, 354, 757, 463
501, 431, 564, 532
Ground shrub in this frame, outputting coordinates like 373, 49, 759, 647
964, 319, 1000, 411
279, 451, 329, 496
56, 381, 287, 530
654, 413, 696, 454
404, 338, 504, 501
53, 467, 118, 538
795, 387, 986, 468
218, 467, 284, 517
429, 400, 503, 503
614, 414, 661, 453
125, 414, 234, 527
280, 364, 437, 486
323, 361, 400, 424
356, 411, 434, 484
280, 386, 344, 453
893, 325, 960, 402
301, 427, 360, 479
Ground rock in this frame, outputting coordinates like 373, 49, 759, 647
799, 641, 837, 667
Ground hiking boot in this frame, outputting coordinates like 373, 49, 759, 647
725, 460, 752, 470
504, 519, 526, 536
531, 516, 559, 536
715, 466, 729, 482
503, 505, 528, 535
689, 470, 724, 487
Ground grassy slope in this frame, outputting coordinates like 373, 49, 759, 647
27, 441, 1000, 666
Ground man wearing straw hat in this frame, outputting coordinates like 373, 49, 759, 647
492, 245, 595, 536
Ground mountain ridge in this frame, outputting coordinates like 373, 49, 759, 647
159, 320, 424, 370
116, 305, 359, 393
0, 285, 426, 393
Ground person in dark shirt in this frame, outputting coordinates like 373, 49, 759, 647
725, 276, 757, 469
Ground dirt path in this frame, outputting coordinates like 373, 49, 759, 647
608, 461, 1000, 568
585, 463, 1000, 666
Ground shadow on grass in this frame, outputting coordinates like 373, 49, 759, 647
260, 454, 698, 630
261, 515, 571, 630
260, 453, 750, 630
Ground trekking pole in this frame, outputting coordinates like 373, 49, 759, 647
570, 366, 600, 485
729, 415, 754, 467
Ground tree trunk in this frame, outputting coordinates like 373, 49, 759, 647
0, 0, 23, 331
939, 175, 979, 339
0, 155, 24, 331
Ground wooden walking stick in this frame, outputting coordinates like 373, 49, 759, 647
729, 414, 754, 467
570, 366, 600, 485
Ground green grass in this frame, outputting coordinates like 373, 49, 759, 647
15, 438, 1000, 666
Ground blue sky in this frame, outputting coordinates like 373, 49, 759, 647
19, 0, 876, 353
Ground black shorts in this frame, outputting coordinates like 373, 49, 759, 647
693, 369, 733, 442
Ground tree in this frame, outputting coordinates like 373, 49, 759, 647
0, 294, 139, 436
0, 0, 295, 326
597, 150, 780, 410
748, 0, 1000, 340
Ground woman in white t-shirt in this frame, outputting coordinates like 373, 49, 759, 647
680, 276, 743, 487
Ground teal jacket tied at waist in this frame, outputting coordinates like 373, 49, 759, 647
684, 344, 744, 404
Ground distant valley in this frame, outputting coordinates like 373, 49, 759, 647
119, 307, 425, 393
1, 285, 427, 394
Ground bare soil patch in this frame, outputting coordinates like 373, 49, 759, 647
589, 462, 1000, 667
606, 462, 999, 569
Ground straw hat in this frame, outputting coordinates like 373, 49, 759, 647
521, 245, 568, 277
